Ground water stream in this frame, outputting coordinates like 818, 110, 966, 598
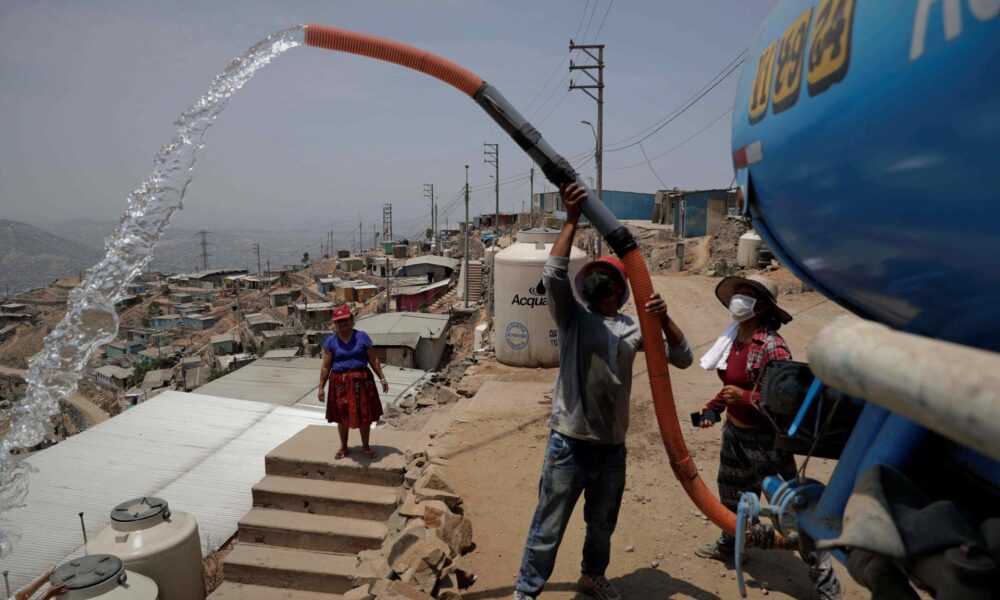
0, 26, 305, 556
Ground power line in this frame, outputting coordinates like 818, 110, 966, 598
638, 141, 668, 188
580, 0, 601, 42
603, 51, 746, 153
592, 0, 614, 42
607, 106, 733, 170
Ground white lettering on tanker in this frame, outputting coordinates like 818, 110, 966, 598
911, 0, 998, 60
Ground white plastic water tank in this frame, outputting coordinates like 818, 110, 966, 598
86, 497, 205, 600
49, 554, 158, 600
737, 231, 763, 267
495, 228, 586, 367
483, 246, 499, 268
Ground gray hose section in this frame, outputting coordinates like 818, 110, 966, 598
807, 316, 1000, 463
473, 84, 623, 238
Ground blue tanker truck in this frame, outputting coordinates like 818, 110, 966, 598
727, 0, 1000, 597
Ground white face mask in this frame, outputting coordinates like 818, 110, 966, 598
729, 294, 757, 322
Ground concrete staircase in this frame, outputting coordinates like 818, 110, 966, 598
456, 260, 483, 305
210, 426, 419, 599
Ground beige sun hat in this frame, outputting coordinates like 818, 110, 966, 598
715, 274, 793, 324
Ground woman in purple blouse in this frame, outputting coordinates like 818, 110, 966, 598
318, 305, 389, 459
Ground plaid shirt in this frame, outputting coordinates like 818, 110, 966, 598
706, 327, 791, 415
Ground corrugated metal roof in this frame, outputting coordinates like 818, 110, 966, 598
403, 256, 460, 269
262, 348, 301, 359
196, 357, 427, 411
355, 312, 451, 339
368, 332, 421, 350
211, 333, 237, 344
3, 391, 322, 591
294, 302, 335, 311
95, 365, 131, 379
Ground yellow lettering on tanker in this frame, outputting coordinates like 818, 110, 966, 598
748, 40, 778, 125
772, 8, 813, 114
808, 0, 856, 96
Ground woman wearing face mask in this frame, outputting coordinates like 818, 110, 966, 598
693, 276, 841, 599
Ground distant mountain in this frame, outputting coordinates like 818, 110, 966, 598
0, 219, 103, 294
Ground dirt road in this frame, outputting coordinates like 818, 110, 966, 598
0, 364, 109, 427
443, 272, 864, 599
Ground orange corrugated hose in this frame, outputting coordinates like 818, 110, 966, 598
305, 24, 484, 97
302, 23, 784, 545
623, 249, 740, 533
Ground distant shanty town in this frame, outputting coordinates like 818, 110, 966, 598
0, 187, 741, 432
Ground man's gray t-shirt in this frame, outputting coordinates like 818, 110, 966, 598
545, 255, 692, 444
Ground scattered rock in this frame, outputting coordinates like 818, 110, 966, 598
414, 486, 463, 511
399, 396, 417, 411
655, 553, 665, 560
404, 447, 427, 465
342, 584, 375, 600
424, 500, 474, 556
416, 396, 437, 408
354, 549, 392, 585
391, 535, 452, 594
650, 560, 659, 568
625, 545, 635, 553
398, 492, 424, 518
416, 466, 456, 494
404, 466, 423, 488
379, 580, 436, 600
436, 570, 462, 600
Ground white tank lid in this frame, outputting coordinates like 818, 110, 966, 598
111, 497, 169, 523
516, 228, 560, 244
51, 554, 124, 590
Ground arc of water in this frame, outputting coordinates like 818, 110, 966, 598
0, 26, 305, 557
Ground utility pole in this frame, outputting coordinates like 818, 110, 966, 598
196, 230, 212, 271
434, 205, 439, 254
464, 165, 470, 309
422, 183, 435, 249
483, 143, 499, 243
252, 243, 261, 276
529, 166, 535, 229
570, 39, 605, 256
384, 256, 391, 313
358, 220, 363, 255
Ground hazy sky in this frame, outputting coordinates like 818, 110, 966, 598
0, 0, 777, 240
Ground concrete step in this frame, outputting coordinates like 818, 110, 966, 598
266, 425, 416, 487
253, 475, 399, 521
209, 581, 343, 599
239, 507, 387, 553
222, 544, 356, 594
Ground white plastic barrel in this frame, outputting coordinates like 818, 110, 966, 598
86, 497, 205, 600
737, 231, 763, 267
495, 228, 586, 367
49, 554, 158, 600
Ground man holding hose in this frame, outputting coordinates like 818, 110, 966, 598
514, 183, 694, 600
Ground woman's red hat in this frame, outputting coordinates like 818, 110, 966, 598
332, 305, 353, 321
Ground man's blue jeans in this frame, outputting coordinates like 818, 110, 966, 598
515, 431, 627, 596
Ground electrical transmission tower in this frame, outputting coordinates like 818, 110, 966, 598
252, 243, 262, 275
382, 203, 393, 243
483, 143, 499, 241
196, 230, 212, 271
